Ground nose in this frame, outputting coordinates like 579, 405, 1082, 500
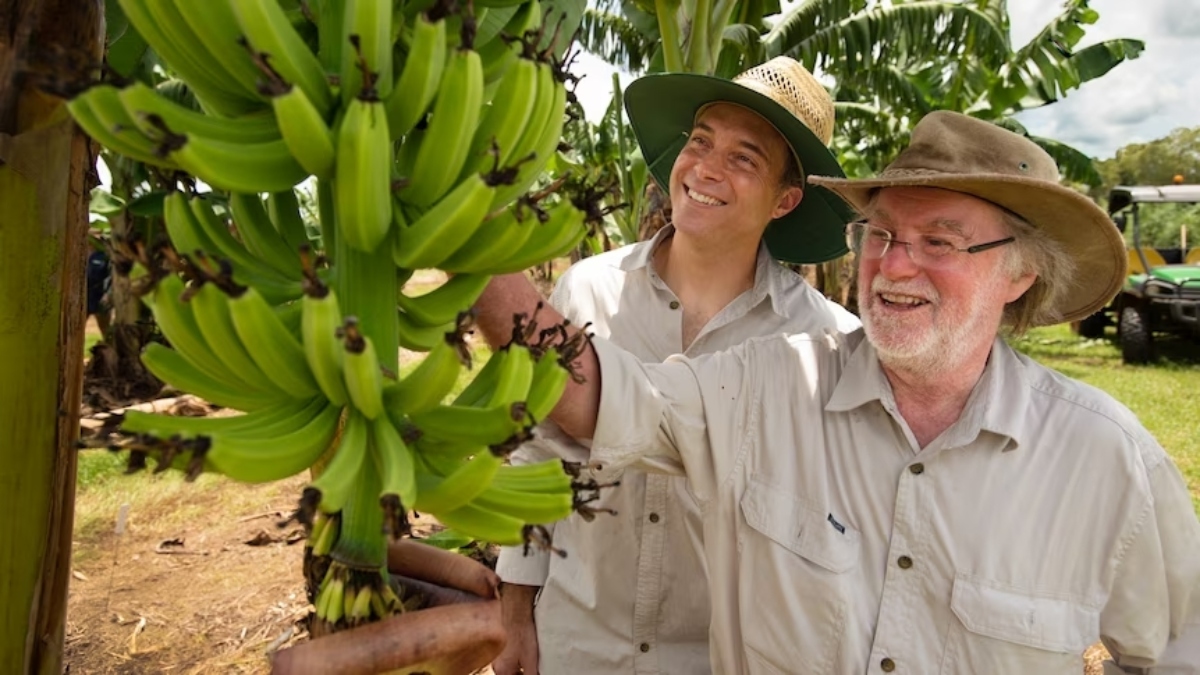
692, 150, 723, 182
877, 240, 919, 279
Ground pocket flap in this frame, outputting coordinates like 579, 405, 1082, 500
951, 575, 1100, 654
740, 477, 860, 573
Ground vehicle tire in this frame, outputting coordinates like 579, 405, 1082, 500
1119, 305, 1153, 364
1077, 311, 1107, 339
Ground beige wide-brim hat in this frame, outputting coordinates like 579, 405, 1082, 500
809, 111, 1126, 325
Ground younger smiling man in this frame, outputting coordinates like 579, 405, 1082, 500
488, 57, 860, 675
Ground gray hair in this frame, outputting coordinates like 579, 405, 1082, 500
997, 209, 1076, 335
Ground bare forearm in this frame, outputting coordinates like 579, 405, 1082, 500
474, 274, 599, 439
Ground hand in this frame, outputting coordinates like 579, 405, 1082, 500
492, 582, 540, 675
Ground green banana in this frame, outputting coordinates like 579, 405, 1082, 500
119, 0, 262, 117
382, 333, 463, 415
471, 485, 572, 524
121, 396, 323, 438
190, 281, 285, 395
187, 194, 303, 285
228, 192, 303, 278
437, 201, 538, 274
407, 401, 527, 445
491, 197, 588, 273
486, 345, 534, 407
392, 173, 497, 270
432, 501, 525, 545
308, 407, 370, 513
462, 56, 538, 178
373, 413, 418, 535
272, 84, 336, 179
335, 97, 393, 252
167, 135, 310, 194
413, 450, 502, 513
490, 60, 568, 209
491, 459, 573, 493
267, 189, 312, 253
396, 274, 490, 329
397, 46, 484, 208
228, 0, 335, 114
205, 401, 341, 483
118, 81, 282, 144
385, 12, 446, 138
67, 88, 176, 168
341, 320, 385, 419
139, 342, 277, 412
174, 0, 269, 101
144, 273, 256, 391
478, 0, 539, 87
228, 285, 322, 396
396, 311, 454, 352
146, 0, 264, 101
302, 285, 351, 406
526, 348, 571, 422
340, 0, 393, 101
452, 346, 506, 407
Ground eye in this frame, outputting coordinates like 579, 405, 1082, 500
921, 237, 955, 256
689, 134, 711, 148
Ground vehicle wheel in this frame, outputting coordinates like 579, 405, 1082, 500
1119, 306, 1153, 364
1077, 311, 1107, 339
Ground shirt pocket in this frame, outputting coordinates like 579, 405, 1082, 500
941, 574, 1100, 674
738, 477, 860, 675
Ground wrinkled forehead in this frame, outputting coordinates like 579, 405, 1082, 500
863, 187, 1013, 236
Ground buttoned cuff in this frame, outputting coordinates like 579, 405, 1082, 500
495, 543, 552, 586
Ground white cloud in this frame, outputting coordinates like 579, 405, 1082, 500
1010, 0, 1200, 159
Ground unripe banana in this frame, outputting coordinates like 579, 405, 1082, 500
121, 396, 319, 437
228, 0, 334, 114
461, 56, 538, 179
307, 407, 369, 514
205, 401, 342, 482
383, 334, 464, 415
118, 81, 281, 144
139, 342, 277, 412
228, 192, 303, 278
438, 201, 538, 274
340, 0, 394, 102
190, 281, 283, 395
413, 450, 503, 513
397, 47, 484, 208
302, 285, 351, 406
168, 135, 310, 194
272, 83, 336, 179
227, 285, 322, 397
373, 413, 418, 537
526, 348, 571, 422
407, 401, 527, 445
341, 319, 385, 420
471, 485, 572, 524
386, 12, 446, 138
396, 310, 454, 352
335, 97, 393, 252
486, 345, 535, 407
392, 173, 497, 270
433, 502, 526, 545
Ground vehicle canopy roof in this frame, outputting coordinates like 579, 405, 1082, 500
1109, 185, 1200, 214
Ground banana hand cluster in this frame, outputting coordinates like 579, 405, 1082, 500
80, 0, 611, 634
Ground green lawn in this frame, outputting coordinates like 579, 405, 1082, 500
1007, 324, 1200, 512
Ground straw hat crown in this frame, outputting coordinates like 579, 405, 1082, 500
732, 57, 835, 145
881, 112, 1060, 184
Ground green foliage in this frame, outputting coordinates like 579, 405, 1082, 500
1122, 203, 1200, 250
1095, 127, 1200, 196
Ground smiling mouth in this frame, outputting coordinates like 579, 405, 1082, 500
879, 292, 929, 308
686, 186, 726, 206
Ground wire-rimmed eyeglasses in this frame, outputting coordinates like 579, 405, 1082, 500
845, 221, 1015, 266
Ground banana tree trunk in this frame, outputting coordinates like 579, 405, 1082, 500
0, 0, 104, 672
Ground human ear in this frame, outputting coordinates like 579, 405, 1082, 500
771, 185, 804, 219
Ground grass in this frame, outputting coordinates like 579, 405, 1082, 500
1007, 324, 1200, 512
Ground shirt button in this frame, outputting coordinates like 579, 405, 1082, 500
897, 555, 913, 569
639, 642, 651, 653
909, 463, 925, 475
880, 657, 896, 672
648, 513, 660, 523
669, 300, 681, 309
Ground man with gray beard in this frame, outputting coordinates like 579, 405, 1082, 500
474, 110, 1200, 673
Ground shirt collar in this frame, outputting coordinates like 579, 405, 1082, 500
825, 335, 1031, 452
621, 225, 791, 319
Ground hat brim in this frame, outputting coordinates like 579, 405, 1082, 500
624, 73, 854, 264
808, 171, 1127, 325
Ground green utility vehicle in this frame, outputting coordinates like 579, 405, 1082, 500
1079, 185, 1200, 363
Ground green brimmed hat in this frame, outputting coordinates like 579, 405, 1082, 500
623, 56, 854, 264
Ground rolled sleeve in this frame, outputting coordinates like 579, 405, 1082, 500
590, 335, 757, 504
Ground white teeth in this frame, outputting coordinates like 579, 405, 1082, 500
687, 188, 725, 206
880, 293, 926, 306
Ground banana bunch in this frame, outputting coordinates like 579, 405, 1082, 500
77, 0, 609, 636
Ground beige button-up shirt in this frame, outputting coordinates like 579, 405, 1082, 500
494, 227, 860, 674
588, 329, 1200, 674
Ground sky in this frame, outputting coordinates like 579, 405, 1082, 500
570, 0, 1200, 161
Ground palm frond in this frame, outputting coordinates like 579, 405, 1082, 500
579, 8, 660, 74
